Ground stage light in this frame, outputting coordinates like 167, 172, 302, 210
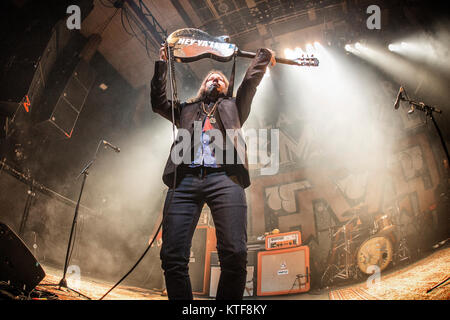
345, 44, 352, 52
388, 42, 409, 52
346, 41, 448, 100
354, 42, 363, 50
386, 33, 447, 70
388, 43, 399, 52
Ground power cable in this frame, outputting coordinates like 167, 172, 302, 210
99, 42, 179, 301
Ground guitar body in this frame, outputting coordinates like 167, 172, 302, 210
166, 28, 319, 67
167, 28, 237, 63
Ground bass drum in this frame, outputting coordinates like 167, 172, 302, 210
356, 236, 394, 274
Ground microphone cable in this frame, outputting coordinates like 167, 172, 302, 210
99, 43, 179, 300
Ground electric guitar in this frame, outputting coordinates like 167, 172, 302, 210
166, 28, 319, 67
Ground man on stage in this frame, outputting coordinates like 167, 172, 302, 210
151, 45, 275, 300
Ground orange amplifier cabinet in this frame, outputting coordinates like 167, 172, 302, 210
265, 231, 301, 250
257, 246, 310, 296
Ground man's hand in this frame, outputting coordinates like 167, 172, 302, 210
159, 46, 168, 62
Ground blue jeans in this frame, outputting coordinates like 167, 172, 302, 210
160, 168, 248, 300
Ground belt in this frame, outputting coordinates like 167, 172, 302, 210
179, 165, 226, 177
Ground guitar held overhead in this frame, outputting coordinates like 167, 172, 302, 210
165, 28, 319, 67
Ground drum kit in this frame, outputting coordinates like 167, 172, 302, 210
320, 199, 412, 287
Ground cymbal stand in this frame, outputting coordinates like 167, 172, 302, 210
321, 218, 360, 286
391, 199, 411, 264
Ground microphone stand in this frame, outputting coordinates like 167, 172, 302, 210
399, 90, 450, 164
40, 140, 105, 300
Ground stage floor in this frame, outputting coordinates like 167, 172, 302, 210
34, 245, 449, 300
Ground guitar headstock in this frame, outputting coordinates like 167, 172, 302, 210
293, 55, 319, 67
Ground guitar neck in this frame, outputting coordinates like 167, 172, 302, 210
238, 50, 318, 67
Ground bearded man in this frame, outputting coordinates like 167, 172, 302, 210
151, 45, 275, 300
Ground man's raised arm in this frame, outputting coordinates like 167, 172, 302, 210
236, 48, 275, 124
150, 47, 180, 126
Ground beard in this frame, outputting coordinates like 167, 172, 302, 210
205, 84, 222, 101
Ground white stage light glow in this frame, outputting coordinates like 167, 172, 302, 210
349, 42, 448, 98
388, 43, 404, 52
284, 48, 295, 59
387, 33, 449, 73
294, 47, 304, 58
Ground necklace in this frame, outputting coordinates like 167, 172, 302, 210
201, 101, 219, 124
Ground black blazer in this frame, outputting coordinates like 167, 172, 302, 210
150, 48, 272, 188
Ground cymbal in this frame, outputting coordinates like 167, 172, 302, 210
342, 211, 359, 218
317, 225, 342, 232
342, 204, 368, 218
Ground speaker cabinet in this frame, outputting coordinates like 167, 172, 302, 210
209, 265, 255, 297
34, 58, 95, 139
0, 20, 72, 108
208, 250, 259, 297
189, 226, 216, 295
257, 246, 310, 296
0, 222, 45, 293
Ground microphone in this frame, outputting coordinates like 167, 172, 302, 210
394, 86, 404, 110
102, 140, 120, 153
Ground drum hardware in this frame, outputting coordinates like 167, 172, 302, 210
320, 191, 434, 286
394, 235, 411, 264
341, 203, 368, 218
356, 235, 394, 274
320, 200, 413, 287
385, 198, 413, 265
320, 214, 370, 287
373, 214, 395, 235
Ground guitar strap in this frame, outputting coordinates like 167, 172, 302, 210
226, 53, 237, 97
168, 46, 179, 106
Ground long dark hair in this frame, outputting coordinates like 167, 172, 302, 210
188, 70, 229, 103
